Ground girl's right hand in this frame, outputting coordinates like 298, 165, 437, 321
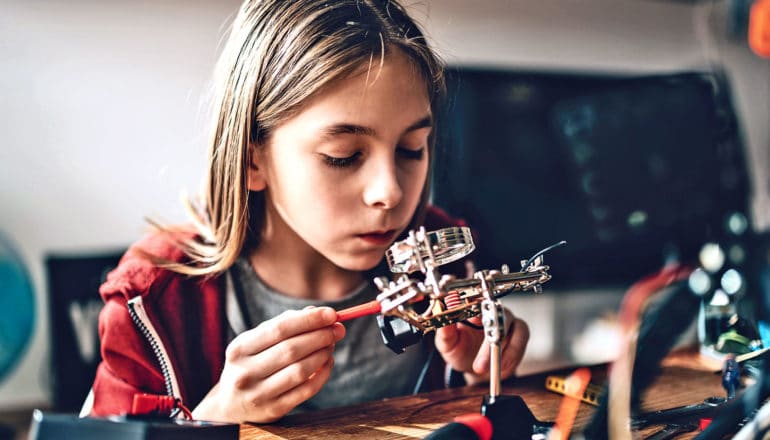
192, 306, 345, 423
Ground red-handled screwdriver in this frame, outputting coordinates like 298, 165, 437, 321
336, 300, 381, 322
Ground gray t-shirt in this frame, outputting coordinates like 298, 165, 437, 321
227, 257, 430, 411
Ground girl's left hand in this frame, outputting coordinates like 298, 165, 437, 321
434, 307, 529, 385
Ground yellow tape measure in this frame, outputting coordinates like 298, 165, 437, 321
545, 375, 602, 406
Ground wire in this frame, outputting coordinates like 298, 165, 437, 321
461, 320, 484, 330
176, 400, 193, 420
413, 344, 437, 394
520, 240, 567, 272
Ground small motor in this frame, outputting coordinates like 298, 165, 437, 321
377, 315, 422, 354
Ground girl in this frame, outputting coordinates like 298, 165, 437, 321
89, 0, 529, 424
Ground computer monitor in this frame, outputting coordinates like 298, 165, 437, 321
432, 68, 750, 289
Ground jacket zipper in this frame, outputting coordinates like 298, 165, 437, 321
127, 296, 181, 399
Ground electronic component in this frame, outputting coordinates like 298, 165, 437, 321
368, 226, 563, 417
370, 226, 561, 334
545, 375, 601, 406
27, 410, 238, 440
336, 226, 562, 355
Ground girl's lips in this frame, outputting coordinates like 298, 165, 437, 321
357, 230, 397, 246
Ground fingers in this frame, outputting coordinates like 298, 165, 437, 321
260, 356, 335, 423
500, 317, 529, 377
220, 320, 342, 391
212, 307, 344, 424
227, 307, 339, 359
227, 324, 341, 389
472, 340, 491, 374
221, 306, 344, 394
471, 311, 529, 379
241, 344, 335, 409
436, 316, 487, 374
434, 322, 460, 354
246, 322, 344, 379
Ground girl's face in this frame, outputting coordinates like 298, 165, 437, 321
249, 49, 432, 272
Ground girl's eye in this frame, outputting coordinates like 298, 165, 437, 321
397, 147, 425, 161
321, 152, 361, 168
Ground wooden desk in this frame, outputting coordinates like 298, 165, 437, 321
240, 352, 725, 439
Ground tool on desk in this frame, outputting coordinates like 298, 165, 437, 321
426, 395, 555, 440
484, 395, 554, 440
631, 396, 726, 429
549, 368, 591, 440
696, 352, 770, 439
334, 226, 563, 354
474, 265, 555, 440
643, 422, 697, 440
544, 374, 601, 406
361, 227, 564, 440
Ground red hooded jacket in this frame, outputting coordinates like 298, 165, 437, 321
89, 206, 468, 416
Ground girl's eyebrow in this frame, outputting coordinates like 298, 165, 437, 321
404, 115, 433, 133
320, 115, 433, 139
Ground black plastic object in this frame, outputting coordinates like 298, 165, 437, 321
480, 395, 553, 440
377, 315, 422, 354
28, 411, 239, 440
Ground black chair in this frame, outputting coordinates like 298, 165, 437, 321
45, 250, 124, 413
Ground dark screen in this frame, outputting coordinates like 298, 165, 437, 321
432, 69, 749, 288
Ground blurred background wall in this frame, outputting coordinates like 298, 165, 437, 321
0, 0, 767, 410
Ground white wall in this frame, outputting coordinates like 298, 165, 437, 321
1, 0, 767, 409
0, 0, 240, 409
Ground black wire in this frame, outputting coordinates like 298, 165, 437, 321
411, 324, 483, 395
413, 344, 437, 394
520, 240, 567, 272
460, 320, 484, 330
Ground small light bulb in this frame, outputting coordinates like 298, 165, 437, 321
721, 269, 743, 295
699, 243, 725, 273
688, 268, 712, 295
726, 212, 748, 236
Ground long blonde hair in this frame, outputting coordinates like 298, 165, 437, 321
163, 0, 445, 275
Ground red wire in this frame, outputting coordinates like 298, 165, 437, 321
336, 300, 382, 322
175, 399, 193, 420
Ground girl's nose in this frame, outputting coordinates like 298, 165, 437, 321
362, 160, 403, 210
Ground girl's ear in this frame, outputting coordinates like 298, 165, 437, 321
247, 144, 267, 191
